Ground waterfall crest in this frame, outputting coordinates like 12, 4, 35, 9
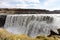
4, 15, 59, 37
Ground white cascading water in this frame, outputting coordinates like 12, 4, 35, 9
4, 15, 59, 37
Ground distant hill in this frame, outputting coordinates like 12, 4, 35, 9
0, 8, 60, 14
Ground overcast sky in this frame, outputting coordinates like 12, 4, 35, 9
0, 0, 60, 11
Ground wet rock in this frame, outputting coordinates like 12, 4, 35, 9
57, 29, 60, 35
0, 15, 6, 27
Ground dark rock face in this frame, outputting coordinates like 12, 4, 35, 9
48, 30, 58, 37
57, 29, 60, 35
48, 29, 60, 37
0, 15, 6, 27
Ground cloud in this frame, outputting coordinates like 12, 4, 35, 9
44, 0, 60, 10
44, 0, 56, 6
0, 0, 60, 10
0, 0, 40, 8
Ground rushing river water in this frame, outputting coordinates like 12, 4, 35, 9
4, 14, 59, 37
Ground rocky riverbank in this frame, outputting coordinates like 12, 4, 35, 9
0, 28, 60, 40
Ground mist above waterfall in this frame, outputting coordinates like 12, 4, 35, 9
4, 15, 59, 37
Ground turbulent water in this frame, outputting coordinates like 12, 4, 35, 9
4, 15, 59, 37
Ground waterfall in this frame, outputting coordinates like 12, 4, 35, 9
4, 15, 59, 37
